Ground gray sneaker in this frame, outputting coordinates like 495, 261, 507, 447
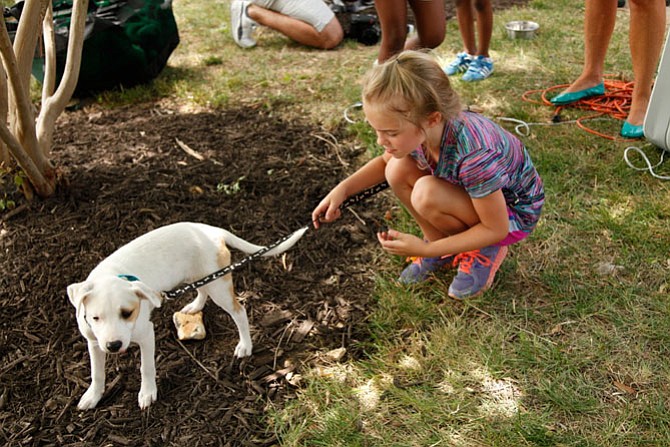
398, 255, 455, 284
448, 245, 508, 299
231, 0, 257, 48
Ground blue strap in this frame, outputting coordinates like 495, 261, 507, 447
118, 274, 140, 282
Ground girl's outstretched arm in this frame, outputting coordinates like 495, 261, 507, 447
311, 154, 388, 228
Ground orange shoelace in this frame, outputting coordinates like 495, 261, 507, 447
405, 254, 452, 265
452, 250, 490, 274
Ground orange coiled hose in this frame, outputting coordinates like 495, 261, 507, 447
522, 76, 636, 140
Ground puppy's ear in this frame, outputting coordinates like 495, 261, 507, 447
131, 282, 163, 309
67, 281, 93, 318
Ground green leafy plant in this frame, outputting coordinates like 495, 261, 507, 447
0, 167, 24, 212
216, 175, 246, 195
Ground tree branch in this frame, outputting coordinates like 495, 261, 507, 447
37, 0, 89, 156
0, 4, 46, 172
41, 2, 56, 103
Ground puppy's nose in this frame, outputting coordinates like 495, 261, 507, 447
106, 340, 123, 352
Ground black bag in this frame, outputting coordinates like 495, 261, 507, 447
6, 0, 179, 96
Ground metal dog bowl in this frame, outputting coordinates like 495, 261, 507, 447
505, 21, 539, 39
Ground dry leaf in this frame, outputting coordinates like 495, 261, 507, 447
613, 380, 636, 395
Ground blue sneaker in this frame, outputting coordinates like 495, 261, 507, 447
461, 56, 494, 82
398, 255, 455, 284
448, 245, 508, 299
444, 52, 473, 76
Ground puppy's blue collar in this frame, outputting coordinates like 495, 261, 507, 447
118, 274, 140, 282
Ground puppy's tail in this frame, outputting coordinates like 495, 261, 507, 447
223, 226, 308, 257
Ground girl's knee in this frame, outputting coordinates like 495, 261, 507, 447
385, 157, 414, 186
409, 176, 436, 214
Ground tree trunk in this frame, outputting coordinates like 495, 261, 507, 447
0, 0, 88, 198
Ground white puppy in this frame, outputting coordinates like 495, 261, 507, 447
67, 222, 306, 410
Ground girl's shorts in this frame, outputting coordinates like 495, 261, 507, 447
497, 209, 532, 246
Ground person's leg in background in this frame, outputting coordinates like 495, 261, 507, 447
231, 0, 343, 49
473, 0, 493, 59
565, 0, 616, 93
247, 4, 343, 49
461, 0, 494, 81
444, 0, 475, 76
550, 0, 615, 105
405, 0, 446, 51
374, 0, 410, 62
625, 0, 666, 128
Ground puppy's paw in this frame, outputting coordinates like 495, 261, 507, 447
138, 384, 157, 409
77, 386, 103, 410
234, 340, 253, 358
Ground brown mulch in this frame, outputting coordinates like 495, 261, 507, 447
0, 103, 391, 446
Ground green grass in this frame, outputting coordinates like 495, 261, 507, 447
60, 0, 670, 444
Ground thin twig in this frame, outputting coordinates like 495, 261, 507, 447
175, 138, 204, 160
175, 138, 222, 165
174, 335, 220, 381
0, 202, 28, 222
273, 321, 292, 370
346, 207, 367, 226
311, 132, 349, 167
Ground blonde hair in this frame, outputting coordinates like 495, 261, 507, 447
362, 50, 461, 127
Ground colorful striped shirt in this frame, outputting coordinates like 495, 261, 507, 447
411, 111, 544, 234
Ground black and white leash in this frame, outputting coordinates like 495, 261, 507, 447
161, 181, 389, 300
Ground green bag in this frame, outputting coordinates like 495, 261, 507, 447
7, 0, 179, 96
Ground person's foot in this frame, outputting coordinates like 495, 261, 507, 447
461, 56, 494, 82
231, 0, 257, 49
621, 121, 644, 138
550, 82, 605, 105
443, 52, 473, 76
448, 245, 508, 299
398, 255, 455, 284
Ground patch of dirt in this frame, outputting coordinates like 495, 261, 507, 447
1, 103, 391, 446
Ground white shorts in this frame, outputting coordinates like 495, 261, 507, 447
252, 0, 335, 32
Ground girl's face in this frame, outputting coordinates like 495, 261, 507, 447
363, 101, 425, 159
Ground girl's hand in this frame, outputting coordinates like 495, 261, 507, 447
376, 228, 427, 257
311, 188, 347, 229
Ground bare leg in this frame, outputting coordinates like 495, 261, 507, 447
385, 157, 478, 241
247, 5, 343, 49
385, 156, 441, 239
405, 0, 446, 51
626, 0, 666, 126
411, 175, 479, 239
375, 0, 409, 62
561, 0, 617, 94
473, 0, 493, 57
455, 0, 477, 55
